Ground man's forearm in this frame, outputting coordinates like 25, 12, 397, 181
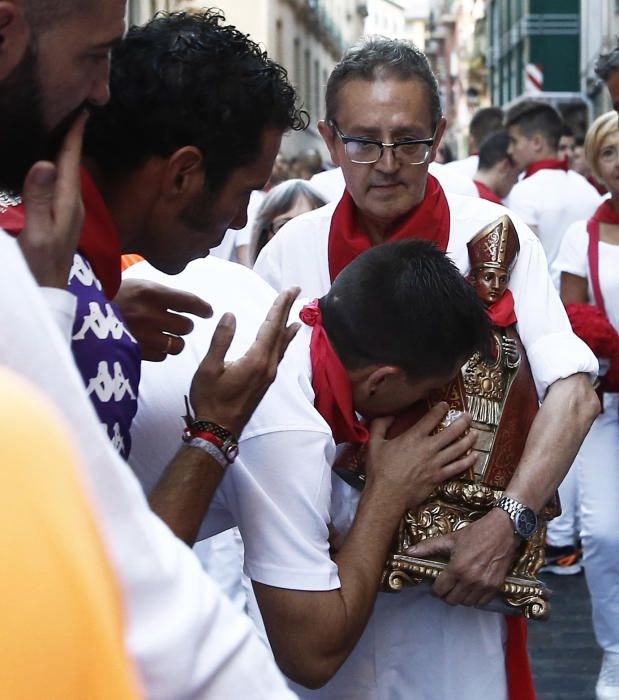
149, 445, 225, 545
504, 372, 599, 511
255, 482, 406, 688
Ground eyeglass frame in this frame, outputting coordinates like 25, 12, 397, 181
329, 120, 437, 165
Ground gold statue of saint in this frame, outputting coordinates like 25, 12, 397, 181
379, 215, 558, 619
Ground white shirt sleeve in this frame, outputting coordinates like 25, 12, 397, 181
220, 429, 340, 591
39, 286, 77, 344
504, 181, 538, 228
553, 221, 588, 279
508, 228, 598, 398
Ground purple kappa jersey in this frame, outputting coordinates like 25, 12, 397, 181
69, 252, 141, 459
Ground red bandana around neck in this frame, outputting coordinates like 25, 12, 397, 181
590, 199, 619, 226
474, 180, 502, 204
0, 167, 122, 299
327, 174, 451, 282
487, 289, 517, 327
300, 299, 369, 446
524, 159, 569, 179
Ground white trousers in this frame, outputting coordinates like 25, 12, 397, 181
576, 394, 619, 653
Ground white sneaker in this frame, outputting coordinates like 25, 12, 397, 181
597, 652, 619, 700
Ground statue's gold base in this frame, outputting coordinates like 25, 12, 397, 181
382, 554, 550, 620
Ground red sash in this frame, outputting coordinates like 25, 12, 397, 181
327, 174, 450, 281
474, 180, 502, 204
488, 289, 517, 327
0, 167, 122, 300
524, 159, 569, 179
300, 299, 368, 446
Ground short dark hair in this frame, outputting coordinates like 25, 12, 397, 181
325, 36, 442, 131
478, 129, 511, 170
595, 46, 619, 81
321, 240, 491, 380
84, 10, 308, 190
504, 100, 564, 151
469, 107, 504, 150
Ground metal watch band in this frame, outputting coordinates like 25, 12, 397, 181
495, 496, 522, 519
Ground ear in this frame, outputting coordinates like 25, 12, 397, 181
531, 132, 545, 154
0, 3, 29, 80
364, 365, 401, 398
160, 146, 204, 202
429, 117, 447, 164
318, 119, 341, 166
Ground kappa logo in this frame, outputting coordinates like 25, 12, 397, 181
110, 422, 126, 455
73, 302, 132, 341
86, 361, 137, 403
69, 254, 102, 290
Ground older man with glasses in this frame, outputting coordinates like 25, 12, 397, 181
254, 36, 600, 700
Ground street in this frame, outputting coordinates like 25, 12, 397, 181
530, 571, 602, 700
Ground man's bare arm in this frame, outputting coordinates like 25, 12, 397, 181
148, 288, 300, 543
254, 406, 478, 688
409, 372, 599, 607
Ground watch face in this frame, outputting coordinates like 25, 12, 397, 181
515, 508, 537, 539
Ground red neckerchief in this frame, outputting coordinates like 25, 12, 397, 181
524, 159, 569, 179
300, 299, 369, 446
328, 174, 450, 282
590, 199, 619, 225
0, 167, 122, 299
474, 180, 502, 204
587, 175, 607, 196
487, 289, 517, 327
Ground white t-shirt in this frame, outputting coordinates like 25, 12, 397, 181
254, 191, 598, 401
429, 160, 478, 197
504, 169, 602, 275
126, 255, 510, 700
442, 154, 479, 180
0, 231, 296, 700
553, 220, 619, 333
309, 167, 346, 203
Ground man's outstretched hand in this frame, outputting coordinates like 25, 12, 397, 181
19, 112, 88, 289
189, 287, 301, 437
115, 279, 213, 361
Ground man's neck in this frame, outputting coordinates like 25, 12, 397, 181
83, 158, 153, 253
474, 169, 497, 194
355, 209, 407, 246
529, 148, 558, 165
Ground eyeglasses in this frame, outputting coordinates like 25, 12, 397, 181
330, 120, 435, 165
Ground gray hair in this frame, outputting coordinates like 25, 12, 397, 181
325, 36, 442, 130
250, 179, 326, 264
595, 45, 619, 81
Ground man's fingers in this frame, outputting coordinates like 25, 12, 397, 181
413, 402, 450, 435
438, 430, 477, 465
21, 162, 57, 229
440, 451, 478, 481
406, 533, 454, 559
433, 413, 473, 449
54, 111, 88, 207
368, 415, 396, 441
159, 287, 213, 318
254, 287, 301, 348
200, 312, 236, 372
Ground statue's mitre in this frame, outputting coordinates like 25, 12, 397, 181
467, 215, 520, 273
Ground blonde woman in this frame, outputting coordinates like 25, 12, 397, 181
554, 111, 619, 700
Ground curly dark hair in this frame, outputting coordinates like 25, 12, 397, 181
84, 10, 308, 191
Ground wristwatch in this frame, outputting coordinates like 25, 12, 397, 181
494, 496, 538, 541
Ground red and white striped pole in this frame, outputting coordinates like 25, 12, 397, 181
524, 63, 543, 94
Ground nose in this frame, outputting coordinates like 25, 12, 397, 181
87, 62, 112, 107
375, 145, 399, 173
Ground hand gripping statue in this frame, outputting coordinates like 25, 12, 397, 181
379, 215, 559, 619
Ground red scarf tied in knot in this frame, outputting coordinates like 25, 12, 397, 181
524, 159, 569, 179
300, 299, 368, 446
328, 174, 451, 282
590, 199, 619, 226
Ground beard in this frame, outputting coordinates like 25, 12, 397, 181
0, 43, 85, 195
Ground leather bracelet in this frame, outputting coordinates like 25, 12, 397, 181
182, 396, 239, 464
183, 436, 228, 471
